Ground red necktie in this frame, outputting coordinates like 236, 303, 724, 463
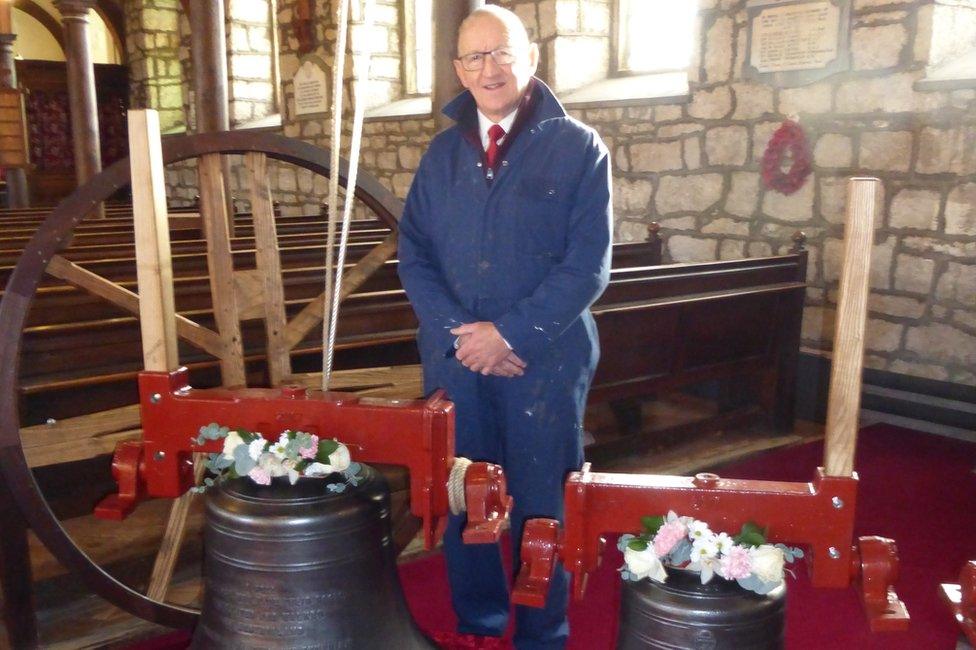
486, 124, 505, 169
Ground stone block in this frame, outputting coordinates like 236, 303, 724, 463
684, 138, 701, 170
835, 74, 916, 113
905, 323, 976, 366
823, 235, 894, 289
859, 131, 913, 172
392, 172, 414, 198
953, 309, 976, 332
751, 121, 781, 163
748, 241, 773, 257
538, 0, 557, 40
702, 217, 750, 236
668, 235, 719, 262
851, 23, 906, 70
659, 216, 697, 230
946, 182, 976, 236
893, 254, 935, 294
277, 168, 297, 192
903, 236, 976, 258
688, 86, 732, 120
917, 127, 976, 175
814, 134, 853, 169
704, 15, 734, 83
376, 151, 397, 171
630, 141, 683, 172
580, 2, 610, 34
819, 176, 848, 224
889, 358, 950, 381
801, 306, 835, 345
615, 219, 653, 243
866, 318, 904, 353
705, 126, 748, 166
613, 178, 654, 213
398, 146, 422, 171
555, 0, 580, 32
719, 239, 746, 260
889, 188, 940, 230
868, 294, 926, 319
655, 104, 684, 122
778, 83, 832, 116
725, 171, 759, 218
761, 180, 815, 222
731, 82, 774, 120
655, 174, 724, 214
936, 261, 976, 304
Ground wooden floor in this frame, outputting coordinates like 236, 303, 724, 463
7, 394, 824, 649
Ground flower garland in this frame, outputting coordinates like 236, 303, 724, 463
761, 120, 812, 196
618, 511, 803, 595
189, 423, 363, 493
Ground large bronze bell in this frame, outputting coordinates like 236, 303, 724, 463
616, 569, 785, 649
192, 465, 435, 649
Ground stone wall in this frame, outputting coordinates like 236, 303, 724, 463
124, 0, 184, 133
154, 0, 976, 387
227, 0, 278, 126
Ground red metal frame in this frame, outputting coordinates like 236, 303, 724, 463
941, 560, 976, 645
512, 463, 909, 632
94, 369, 511, 550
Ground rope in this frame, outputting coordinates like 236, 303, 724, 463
325, 0, 377, 390
448, 457, 473, 515
322, 0, 350, 391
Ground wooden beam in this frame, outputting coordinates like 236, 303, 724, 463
45, 255, 226, 358
244, 151, 292, 385
127, 110, 179, 372
198, 153, 246, 386
824, 178, 880, 477
282, 232, 397, 350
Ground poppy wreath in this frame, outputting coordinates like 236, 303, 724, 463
761, 120, 812, 195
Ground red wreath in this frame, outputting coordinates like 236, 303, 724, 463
761, 120, 812, 195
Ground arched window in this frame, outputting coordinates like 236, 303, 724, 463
615, 0, 697, 75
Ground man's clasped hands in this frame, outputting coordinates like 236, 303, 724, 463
451, 322, 527, 377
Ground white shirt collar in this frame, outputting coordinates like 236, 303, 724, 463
477, 108, 518, 150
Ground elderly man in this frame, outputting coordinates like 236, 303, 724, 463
397, 6, 612, 648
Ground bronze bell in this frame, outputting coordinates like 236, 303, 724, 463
192, 465, 435, 649
616, 569, 786, 649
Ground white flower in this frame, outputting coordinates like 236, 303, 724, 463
713, 532, 734, 555
624, 546, 668, 583
691, 534, 720, 560
221, 431, 245, 461
247, 438, 267, 461
304, 462, 336, 477
258, 454, 288, 478
749, 545, 786, 584
688, 520, 711, 541
327, 443, 351, 472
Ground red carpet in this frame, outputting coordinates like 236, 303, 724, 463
127, 424, 975, 649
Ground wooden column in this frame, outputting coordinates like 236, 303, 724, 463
433, 0, 483, 131
0, 473, 38, 648
55, 0, 103, 198
189, 0, 229, 134
0, 32, 29, 208
188, 0, 233, 233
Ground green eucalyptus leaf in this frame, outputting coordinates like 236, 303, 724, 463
641, 515, 665, 535
627, 538, 648, 552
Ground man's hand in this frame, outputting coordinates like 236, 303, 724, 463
451, 322, 527, 376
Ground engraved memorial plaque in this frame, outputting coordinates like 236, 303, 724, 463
293, 56, 330, 119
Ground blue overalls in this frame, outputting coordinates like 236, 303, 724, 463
397, 79, 612, 649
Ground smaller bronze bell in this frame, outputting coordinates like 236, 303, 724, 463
616, 569, 785, 650
192, 466, 435, 649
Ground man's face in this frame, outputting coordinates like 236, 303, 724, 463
453, 15, 539, 123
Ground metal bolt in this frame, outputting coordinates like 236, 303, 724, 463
501, 160, 509, 166
476, 162, 483, 167
831, 496, 844, 509
828, 546, 841, 559
154, 451, 166, 461
46, 418, 57, 426
150, 393, 162, 404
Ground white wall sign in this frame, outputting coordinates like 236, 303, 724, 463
294, 57, 329, 118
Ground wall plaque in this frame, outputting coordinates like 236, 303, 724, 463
744, 0, 850, 87
293, 56, 329, 119
0, 88, 29, 168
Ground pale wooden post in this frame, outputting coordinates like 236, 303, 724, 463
198, 153, 246, 387
244, 152, 292, 385
128, 110, 178, 371
823, 178, 880, 477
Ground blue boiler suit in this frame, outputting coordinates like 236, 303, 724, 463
397, 79, 612, 649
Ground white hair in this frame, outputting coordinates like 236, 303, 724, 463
457, 5, 532, 54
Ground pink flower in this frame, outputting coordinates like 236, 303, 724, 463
719, 546, 753, 580
653, 520, 688, 556
299, 435, 319, 459
248, 467, 272, 485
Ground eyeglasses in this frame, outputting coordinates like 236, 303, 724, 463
456, 47, 518, 71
